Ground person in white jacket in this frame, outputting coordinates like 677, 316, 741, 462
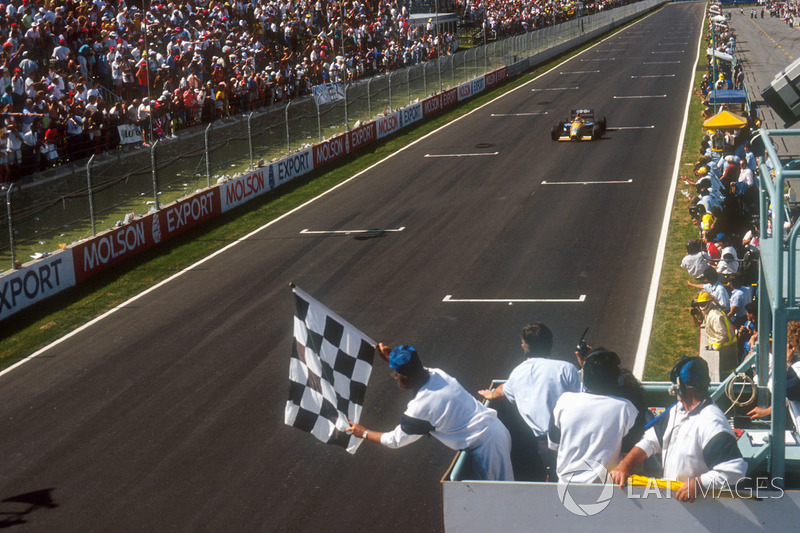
347, 343, 514, 481
610, 356, 747, 502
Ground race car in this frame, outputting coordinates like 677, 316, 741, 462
551, 109, 607, 141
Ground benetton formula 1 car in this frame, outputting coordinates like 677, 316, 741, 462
551, 109, 607, 141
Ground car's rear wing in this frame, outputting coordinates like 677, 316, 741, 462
571, 108, 595, 117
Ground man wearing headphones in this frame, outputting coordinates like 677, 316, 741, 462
609, 357, 747, 502
547, 350, 639, 483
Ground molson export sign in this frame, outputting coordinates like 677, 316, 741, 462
376, 112, 400, 139
0, 251, 76, 320
441, 88, 458, 108
220, 149, 313, 213
72, 189, 221, 282
72, 212, 161, 283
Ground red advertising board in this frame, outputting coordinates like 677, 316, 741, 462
72, 188, 221, 282
422, 95, 442, 117
441, 88, 458, 109
348, 122, 376, 151
313, 133, 348, 167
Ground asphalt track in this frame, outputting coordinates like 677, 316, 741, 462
0, 3, 706, 531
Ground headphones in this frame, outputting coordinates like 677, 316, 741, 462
668, 356, 710, 397
581, 349, 625, 391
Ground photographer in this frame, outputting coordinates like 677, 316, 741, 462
690, 291, 737, 376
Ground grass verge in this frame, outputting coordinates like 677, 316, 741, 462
642, 59, 710, 380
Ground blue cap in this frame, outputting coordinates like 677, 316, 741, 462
670, 356, 710, 396
389, 345, 421, 376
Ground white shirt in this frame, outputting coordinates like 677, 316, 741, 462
636, 400, 747, 490
703, 281, 730, 311
681, 252, 711, 279
52, 44, 70, 61
548, 392, 638, 483
729, 286, 753, 318
716, 246, 739, 275
503, 357, 581, 437
738, 166, 755, 187
380, 368, 500, 451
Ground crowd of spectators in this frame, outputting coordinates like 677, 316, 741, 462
679, 10, 790, 376
457, 0, 632, 40
0, 0, 644, 183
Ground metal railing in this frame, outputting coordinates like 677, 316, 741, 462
0, 0, 662, 271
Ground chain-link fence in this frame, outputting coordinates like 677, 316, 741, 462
1, 0, 662, 270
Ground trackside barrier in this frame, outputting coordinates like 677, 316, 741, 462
0, 0, 667, 321
0, 251, 76, 320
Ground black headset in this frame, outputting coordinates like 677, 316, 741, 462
582, 349, 625, 391
668, 356, 710, 397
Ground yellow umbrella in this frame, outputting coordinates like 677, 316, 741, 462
702, 109, 748, 130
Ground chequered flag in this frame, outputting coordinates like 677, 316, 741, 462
285, 286, 376, 454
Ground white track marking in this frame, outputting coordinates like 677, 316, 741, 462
541, 179, 633, 185
491, 112, 549, 116
612, 125, 655, 130
559, 70, 600, 74
633, 8, 705, 379
613, 94, 667, 99
631, 74, 676, 78
425, 152, 499, 158
532, 87, 579, 91
300, 227, 405, 235
443, 294, 586, 303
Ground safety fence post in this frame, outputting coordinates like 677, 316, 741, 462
204, 123, 212, 188
86, 155, 96, 236
367, 78, 373, 119
248, 112, 255, 168
151, 140, 160, 211
315, 99, 322, 142
344, 84, 349, 130
437, 55, 442, 92
388, 74, 393, 112
285, 101, 291, 152
5, 184, 15, 269
407, 69, 411, 105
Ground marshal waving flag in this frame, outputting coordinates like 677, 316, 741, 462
285, 285, 376, 454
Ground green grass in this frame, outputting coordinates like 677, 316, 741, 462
642, 62, 710, 380
1, 10, 676, 372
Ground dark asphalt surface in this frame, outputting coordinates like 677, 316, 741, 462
0, 3, 707, 531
